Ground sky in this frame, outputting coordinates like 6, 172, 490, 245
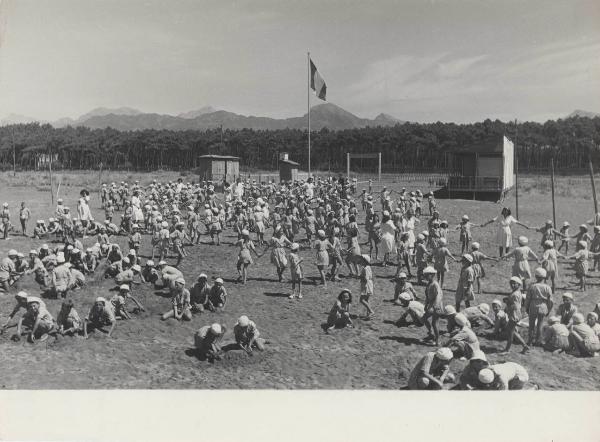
0, 0, 599, 123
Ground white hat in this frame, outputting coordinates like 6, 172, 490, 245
16, 291, 28, 300
509, 276, 522, 285
7, 249, 18, 257
423, 266, 437, 275
129, 249, 136, 255
444, 305, 456, 315
562, 292, 573, 300
470, 350, 487, 362
158, 260, 167, 266
471, 242, 480, 250
56, 255, 66, 264
122, 257, 130, 264
215, 277, 224, 284
237, 315, 250, 327
544, 240, 554, 248
398, 292, 412, 302
119, 284, 130, 291
518, 236, 528, 246
132, 264, 141, 272
534, 267, 547, 279
174, 277, 186, 285
197, 273, 208, 280
478, 303, 490, 315
462, 214, 469, 221
578, 240, 588, 249
146, 260, 155, 266
95, 297, 107, 304
317, 229, 326, 237
478, 368, 495, 384
210, 323, 222, 334
397, 272, 407, 279
491, 299, 502, 306
291, 243, 300, 251
241, 229, 250, 236
26, 296, 42, 305
435, 347, 453, 361
439, 238, 447, 246
161, 221, 169, 228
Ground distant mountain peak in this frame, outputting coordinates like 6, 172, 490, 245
77, 107, 143, 123
178, 106, 218, 119
0, 113, 41, 126
567, 109, 600, 119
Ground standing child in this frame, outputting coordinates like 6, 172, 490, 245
456, 215, 478, 255
235, 229, 261, 285
432, 238, 456, 289
502, 236, 539, 291
288, 243, 303, 299
540, 240, 564, 293
359, 254, 374, 320
557, 221, 570, 254
314, 230, 331, 287
395, 232, 413, 278
19, 202, 31, 237
590, 226, 600, 271
567, 241, 600, 291
414, 234, 430, 285
470, 242, 498, 294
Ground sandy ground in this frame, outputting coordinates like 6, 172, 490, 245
0, 178, 599, 390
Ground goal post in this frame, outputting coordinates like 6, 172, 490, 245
346, 152, 381, 182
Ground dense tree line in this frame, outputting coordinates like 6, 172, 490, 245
0, 116, 599, 174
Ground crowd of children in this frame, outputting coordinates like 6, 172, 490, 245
1, 175, 600, 389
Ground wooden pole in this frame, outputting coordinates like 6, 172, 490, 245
307, 51, 311, 176
11, 128, 16, 177
590, 156, 598, 215
378, 152, 382, 182
49, 144, 54, 205
550, 157, 556, 228
514, 119, 519, 219
346, 152, 350, 180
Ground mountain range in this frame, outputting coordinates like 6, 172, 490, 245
1, 106, 598, 132
0, 103, 404, 131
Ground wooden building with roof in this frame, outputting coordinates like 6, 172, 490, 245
197, 155, 240, 183
279, 152, 300, 182
446, 135, 515, 201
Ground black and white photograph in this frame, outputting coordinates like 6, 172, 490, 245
0, 0, 599, 417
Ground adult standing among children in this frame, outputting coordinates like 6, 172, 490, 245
481, 207, 530, 257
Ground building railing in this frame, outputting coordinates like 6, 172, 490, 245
447, 176, 502, 191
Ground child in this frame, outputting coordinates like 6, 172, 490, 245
557, 221, 570, 254
432, 238, 456, 289
455, 254, 475, 311
327, 228, 343, 282
359, 254, 374, 319
161, 278, 191, 321
499, 276, 529, 355
314, 230, 331, 287
194, 323, 227, 362
19, 202, 31, 236
207, 278, 227, 312
502, 236, 539, 291
524, 267, 553, 346
56, 299, 82, 336
14, 297, 56, 343
235, 229, 261, 284
556, 292, 577, 326
288, 243, 303, 299
542, 316, 570, 354
456, 215, 477, 255
470, 242, 498, 294
567, 241, 600, 291
590, 226, 600, 271
326, 289, 353, 333
540, 240, 564, 293
414, 234, 430, 285
234, 315, 266, 353
569, 313, 600, 357
393, 272, 418, 304
394, 292, 425, 327
395, 232, 413, 278
422, 266, 444, 346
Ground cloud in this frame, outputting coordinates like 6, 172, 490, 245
342, 38, 600, 122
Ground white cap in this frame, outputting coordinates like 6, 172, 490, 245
423, 266, 437, 275
478, 303, 490, 315
444, 305, 456, 315
214, 277, 224, 284
237, 315, 250, 327
455, 313, 468, 327
132, 264, 141, 272
470, 350, 487, 362
435, 347, 453, 361
210, 323, 222, 334
509, 276, 522, 285
562, 292, 573, 300
534, 267, 547, 278
478, 368, 495, 384
119, 284, 130, 291
398, 292, 412, 302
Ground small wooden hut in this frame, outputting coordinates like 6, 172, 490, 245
197, 155, 240, 183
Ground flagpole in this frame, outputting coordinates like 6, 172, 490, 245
307, 51, 311, 177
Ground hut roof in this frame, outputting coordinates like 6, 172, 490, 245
280, 159, 300, 166
198, 154, 240, 161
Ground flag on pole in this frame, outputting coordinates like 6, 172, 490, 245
310, 58, 327, 101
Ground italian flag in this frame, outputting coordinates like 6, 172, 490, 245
310, 58, 327, 101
